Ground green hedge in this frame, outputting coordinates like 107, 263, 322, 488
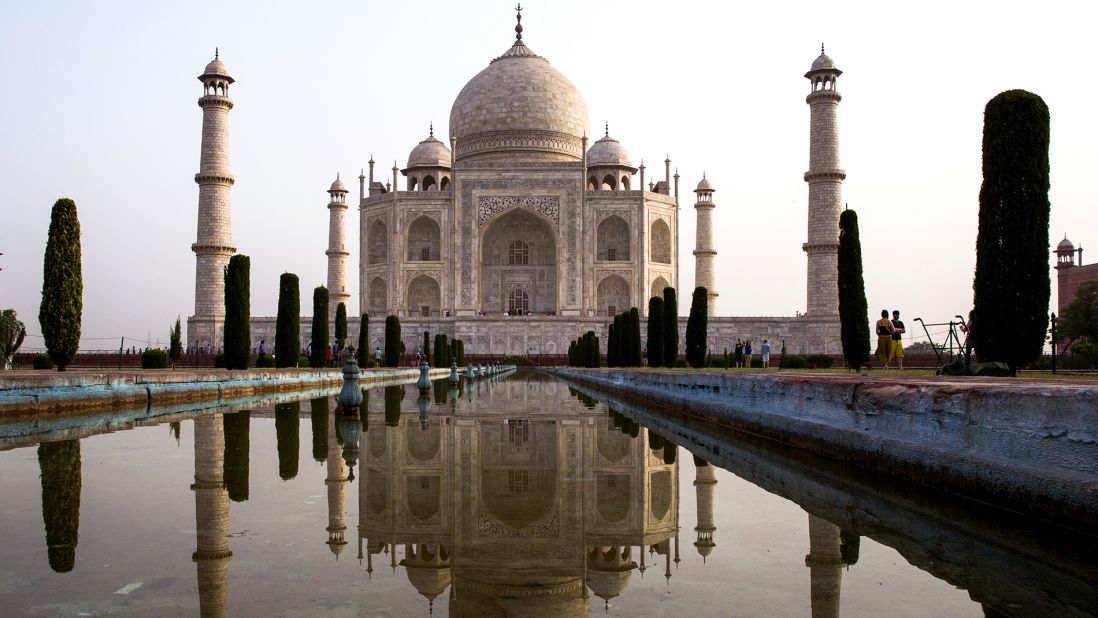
33, 353, 54, 369
140, 348, 168, 369
780, 355, 807, 369
255, 354, 275, 368
805, 354, 834, 369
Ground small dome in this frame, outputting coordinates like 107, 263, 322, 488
811, 53, 836, 71
587, 133, 631, 167
1058, 235, 1075, 252
407, 134, 452, 169
405, 566, 452, 600
329, 175, 347, 193
586, 570, 633, 601
695, 175, 713, 192
201, 50, 232, 79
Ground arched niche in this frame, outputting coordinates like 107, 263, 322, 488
439, 176, 450, 190
596, 275, 630, 317
367, 468, 388, 515
422, 175, 436, 191
597, 424, 631, 463
406, 422, 441, 463
649, 469, 672, 521
602, 174, 618, 191
478, 420, 558, 530
597, 215, 630, 262
368, 276, 387, 315
407, 275, 441, 317
650, 219, 671, 264
368, 220, 388, 265
406, 475, 441, 521
407, 216, 441, 261
480, 208, 557, 315
596, 474, 631, 523
650, 275, 670, 301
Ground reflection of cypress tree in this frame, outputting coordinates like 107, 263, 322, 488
648, 431, 666, 451
169, 421, 181, 445
433, 379, 448, 405
693, 453, 709, 467
384, 385, 404, 427
310, 397, 329, 462
840, 531, 860, 566
274, 402, 300, 480
663, 444, 676, 465
360, 389, 370, 431
627, 420, 639, 439
223, 411, 250, 502
38, 440, 80, 573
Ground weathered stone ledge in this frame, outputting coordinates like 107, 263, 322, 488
548, 369, 1098, 530
0, 367, 452, 417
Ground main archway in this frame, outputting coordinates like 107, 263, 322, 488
480, 208, 557, 315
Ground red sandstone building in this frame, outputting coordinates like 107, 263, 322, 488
1055, 236, 1098, 317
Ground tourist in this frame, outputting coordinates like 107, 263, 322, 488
875, 310, 896, 368
374, 346, 382, 366
257, 340, 266, 365
959, 310, 974, 364
734, 339, 744, 368
642, 347, 648, 367
761, 339, 771, 368
744, 340, 753, 368
891, 310, 906, 370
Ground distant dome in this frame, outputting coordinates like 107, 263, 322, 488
201, 51, 232, 79
587, 133, 631, 167
1058, 235, 1075, 252
811, 53, 836, 71
449, 39, 589, 162
407, 134, 452, 169
329, 175, 347, 192
695, 175, 713, 192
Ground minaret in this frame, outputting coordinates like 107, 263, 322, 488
693, 458, 717, 560
325, 406, 348, 558
190, 50, 237, 349
803, 44, 845, 317
804, 513, 844, 618
326, 174, 351, 322
693, 175, 718, 316
192, 414, 231, 618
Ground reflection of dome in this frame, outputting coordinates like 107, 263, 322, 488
407, 134, 452, 169
449, 38, 589, 162
586, 569, 633, 602
587, 133, 631, 167
406, 566, 452, 600
1058, 235, 1075, 252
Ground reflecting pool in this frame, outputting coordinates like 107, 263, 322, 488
0, 370, 1095, 616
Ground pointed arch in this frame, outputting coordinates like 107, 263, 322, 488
368, 220, 388, 265
407, 274, 441, 317
407, 216, 441, 261
368, 276, 387, 315
650, 219, 671, 264
650, 275, 671, 300
597, 215, 630, 262
596, 275, 630, 317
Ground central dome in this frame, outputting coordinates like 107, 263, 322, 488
449, 39, 589, 163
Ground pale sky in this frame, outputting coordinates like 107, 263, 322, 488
1, 0, 1095, 350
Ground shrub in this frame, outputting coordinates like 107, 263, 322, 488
663, 287, 678, 367
685, 287, 708, 368
973, 90, 1051, 373
1072, 343, 1098, 369
140, 348, 168, 369
275, 273, 300, 368
39, 198, 83, 371
838, 209, 870, 370
223, 254, 251, 370
168, 317, 183, 367
708, 357, 729, 369
214, 353, 226, 368
673, 357, 689, 368
804, 354, 834, 369
500, 355, 532, 365
750, 357, 763, 368
297, 354, 309, 367
33, 353, 54, 370
335, 302, 347, 348
1, 308, 27, 370
384, 315, 401, 367
309, 286, 329, 368
780, 355, 808, 369
255, 354, 276, 368
451, 339, 465, 365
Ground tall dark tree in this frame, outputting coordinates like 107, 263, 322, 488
275, 273, 301, 368
223, 254, 251, 370
627, 307, 643, 367
335, 302, 348, 349
838, 209, 871, 370
39, 198, 82, 370
274, 402, 300, 480
1060, 282, 1098, 344
423, 331, 432, 362
310, 397, 329, 462
223, 411, 250, 502
309, 286, 329, 368
685, 287, 708, 368
647, 297, 665, 368
38, 440, 81, 572
663, 287, 679, 367
357, 313, 371, 367
973, 90, 1051, 373
169, 317, 183, 368
607, 322, 618, 367
384, 315, 401, 367
568, 340, 577, 366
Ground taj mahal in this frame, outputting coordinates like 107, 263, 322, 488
188, 7, 846, 357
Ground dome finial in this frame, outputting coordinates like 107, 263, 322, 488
821, 42, 825, 55
514, 3, 523, 41
702, 171, 706, 179
429, 121, 434, 137
215, 47, 219, 60
604, 121, 609, 137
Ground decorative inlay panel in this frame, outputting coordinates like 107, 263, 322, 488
477, 196, 560, 226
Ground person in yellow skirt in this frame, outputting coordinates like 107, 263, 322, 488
890, 310, 907, 370
875, 309, 896, 368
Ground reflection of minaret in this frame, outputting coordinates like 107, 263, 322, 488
804, 513, 843, 618
693, 458, 717, 560
192, 414, 231, 618
326, 408, 348, 558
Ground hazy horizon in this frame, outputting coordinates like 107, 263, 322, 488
2, 0, 1094, 351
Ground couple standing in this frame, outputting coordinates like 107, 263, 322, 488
875, 310, 906, 369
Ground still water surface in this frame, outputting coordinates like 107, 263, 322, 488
0, 371, 1094, 616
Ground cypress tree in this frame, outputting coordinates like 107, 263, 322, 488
223, 254, 251, 370
838, 209, 871, 370
973, 90, 1051, 373
627, 307, 642, 367
663, 287, 678, 367
275, 273, 300, 368
607, 322, 618, 367
357, 313, 370, 368
223, 411, 250, 502
335, 302, 348, 349
648, 297, 665, 368
38, 440, 80, 572
310, 396, 329, 462
568, 340, 577, 366
384, 315, 401, 367
685, 287, 708, 368
169, 317, 183, 368
39, 198, 82, 370
274, 402, 300, 480
309, 286, 329, 368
